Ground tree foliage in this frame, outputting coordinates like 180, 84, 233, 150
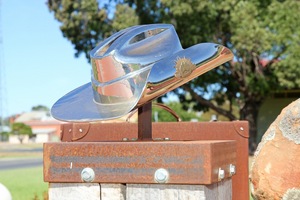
152, 101, 202, 122
47, 0, 300, 153
32, 105, 49, 111
10, 122, 33, 144
47, 0, 139, 59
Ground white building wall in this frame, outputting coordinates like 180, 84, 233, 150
35, 134, 49, 143
8, 135, 29, 144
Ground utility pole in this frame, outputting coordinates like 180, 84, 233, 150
0, 0, 8, 130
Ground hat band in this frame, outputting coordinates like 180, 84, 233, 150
91, 65, 152, 105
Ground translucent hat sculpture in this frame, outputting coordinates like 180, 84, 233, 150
51, 24, 233, 121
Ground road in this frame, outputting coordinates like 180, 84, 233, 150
0, 158, 43, 170
0, 143, 43, 170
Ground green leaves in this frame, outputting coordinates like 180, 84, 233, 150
11, 122, 33, 137
112, 4, 139, 31
48, 0, 109, 59
230, 1, 271, 53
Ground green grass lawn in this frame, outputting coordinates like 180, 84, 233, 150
0, 166, 47, 200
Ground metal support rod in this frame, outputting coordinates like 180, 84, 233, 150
138, 102, 152, 140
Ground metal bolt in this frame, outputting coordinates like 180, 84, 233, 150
229, 164, 236, 176
81, 168, 95, 182
164, 138, 170, 141
240, 127, 244, 131
154, 168, 169, 183
122, 138, 128, 141
218, 168, 225, 180
79, 128, 83, 133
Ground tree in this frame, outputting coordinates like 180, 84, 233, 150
47, 0, 138, 59
10, 122, 33, 144
152, 101, 202, 122
47, 0, 300, 154
32, 105, 49, 111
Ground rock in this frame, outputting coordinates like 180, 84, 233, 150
0, 183, 12, 200
250, 98, 300, 200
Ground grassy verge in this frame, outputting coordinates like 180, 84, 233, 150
0, 143, 43, 159
0, 166, 47, 200
0, 151, 43, 159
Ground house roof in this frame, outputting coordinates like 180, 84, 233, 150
14, 111, 59, 123
32, 128, 56, 134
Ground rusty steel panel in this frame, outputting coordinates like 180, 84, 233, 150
60, 122, 137, 142
44, 140, 236, 184
59, 121, 249, 200
60, 121, 248, 142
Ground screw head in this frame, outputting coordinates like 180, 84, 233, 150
154, 168, 169, 183
240, 127, 244, 131
229, 164, 236, 176
81, 167, 95, 182
218, 168, 225, 180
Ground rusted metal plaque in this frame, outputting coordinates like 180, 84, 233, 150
44, 140, 236, 184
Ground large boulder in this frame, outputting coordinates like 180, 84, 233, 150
0, 183, 12, 200
250, 99, 300, 200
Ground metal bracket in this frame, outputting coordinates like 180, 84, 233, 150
138, 102, 152, 140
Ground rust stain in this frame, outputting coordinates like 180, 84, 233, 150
44, 141, 235, 184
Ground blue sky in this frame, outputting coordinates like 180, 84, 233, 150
1, 0, 91, 117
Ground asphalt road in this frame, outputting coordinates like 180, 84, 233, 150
0, 158, 43, 170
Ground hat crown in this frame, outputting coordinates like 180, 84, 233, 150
89, 24, 182, 106
90, 24, 182, 83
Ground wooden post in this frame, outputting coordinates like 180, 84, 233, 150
126, 180, 232, 200
48, 183, 100, 200
48, 180, 232, 200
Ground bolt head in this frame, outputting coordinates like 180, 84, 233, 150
81, 167, 95, 182
218, 168, 225, 180
229, 164, 236, 176
154, 168, 169, 183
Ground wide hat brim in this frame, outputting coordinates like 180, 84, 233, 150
51, 43, 233, 122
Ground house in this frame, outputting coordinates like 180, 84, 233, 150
257, 90, 300, 141
10, 111, 64, 143
0, 125, 11, 141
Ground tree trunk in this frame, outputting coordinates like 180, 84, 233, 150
18, 135, 24, 144
240, 100, 261, 155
